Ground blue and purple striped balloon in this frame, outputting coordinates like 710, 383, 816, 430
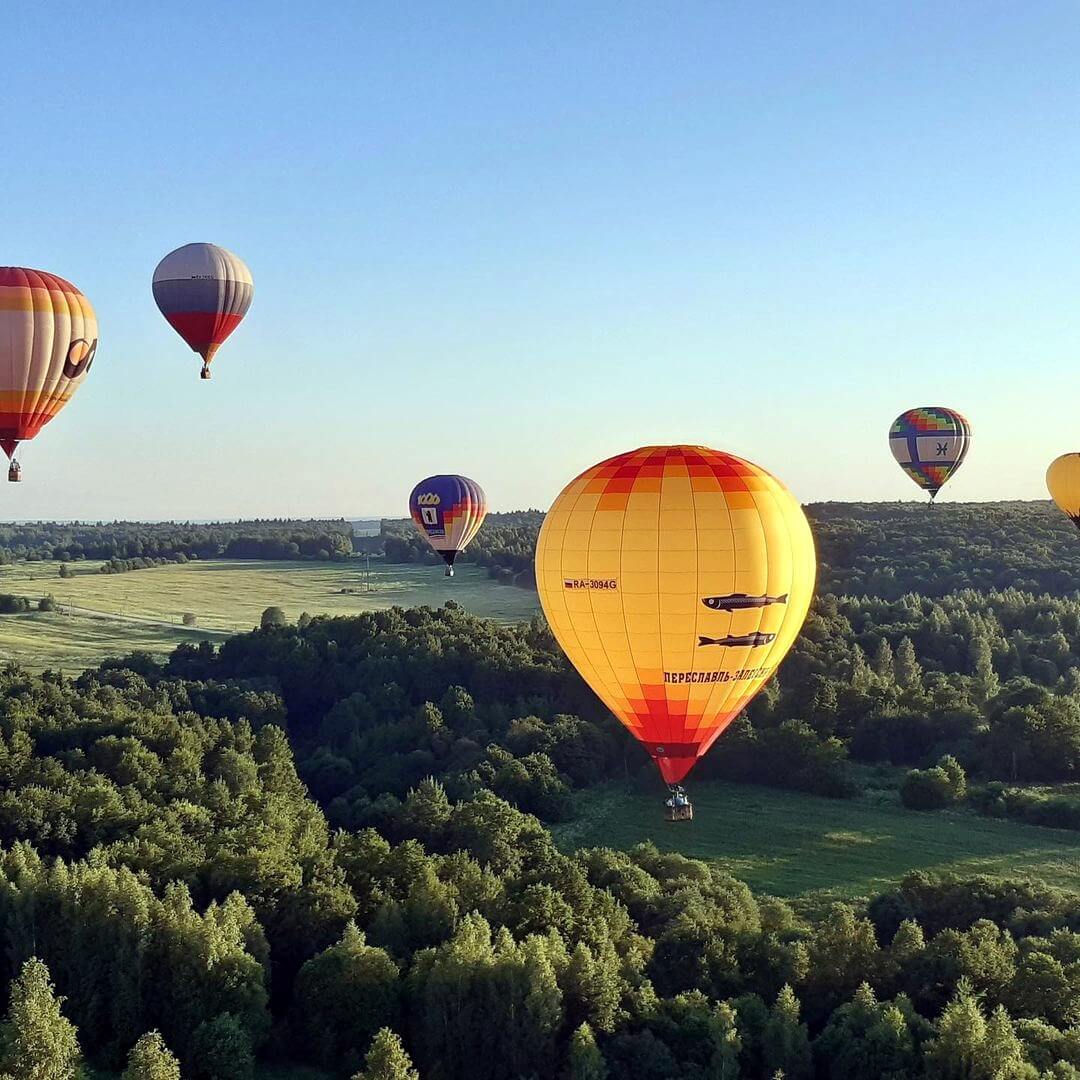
409, 475, 487, 575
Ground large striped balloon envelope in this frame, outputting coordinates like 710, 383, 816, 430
152, 243, 253, 379
0, 267, 99, 475
535, 445, 816, 785
889, 406, 971, 499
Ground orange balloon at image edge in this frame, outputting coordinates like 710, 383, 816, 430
535, 445, 817, 784
1047, 453, 1080, 530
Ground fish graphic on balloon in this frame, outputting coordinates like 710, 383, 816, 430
698, 632, 778, 648
702, 593, 788, 611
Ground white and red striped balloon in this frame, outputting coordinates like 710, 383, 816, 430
152, 243, 253, 379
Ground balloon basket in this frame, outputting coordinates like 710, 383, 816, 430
7, 462, 21, 484
665, 801, 693, 822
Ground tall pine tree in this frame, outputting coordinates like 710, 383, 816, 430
122, 1031, 181, 1080
0, 958, 81, 1080
353, 1028, 418, 1080
565, 1023, 607, 1080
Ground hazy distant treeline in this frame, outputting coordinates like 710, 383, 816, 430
0, 518, 354, 563
384, 501, 1080, 599
382, 510, 544, 586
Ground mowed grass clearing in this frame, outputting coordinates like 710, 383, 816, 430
0, 560, 539, 671
1, 559, 539, 632
555, 780, 1080, 908
0, 611, 221, 673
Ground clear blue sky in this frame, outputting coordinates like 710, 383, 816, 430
2, 2, 1078, 519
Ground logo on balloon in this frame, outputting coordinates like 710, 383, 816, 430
64, 338, 97, 379
664, 664, 776, 684
417, 493, 441, 506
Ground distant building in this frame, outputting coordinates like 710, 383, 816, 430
348, 519, 382, 538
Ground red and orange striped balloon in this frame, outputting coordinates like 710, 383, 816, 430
0, 267, 98, 471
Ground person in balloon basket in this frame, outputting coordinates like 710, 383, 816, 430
666, 786, 689, 809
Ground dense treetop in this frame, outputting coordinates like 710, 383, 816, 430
0, 501, 1077, 1073
0, 607, 1079, 1075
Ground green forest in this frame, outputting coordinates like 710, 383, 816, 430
3, 503, 1080, 1077
0, 520, 354, 565
380, 501, 1080, 597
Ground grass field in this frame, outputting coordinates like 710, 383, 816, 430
0, 559, 539, 671
555, 780, 1080, 908
0, 611, 222, 674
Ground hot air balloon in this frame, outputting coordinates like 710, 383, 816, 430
889, 407, 971, 499
152, 243, 253, 379
409, 475, 487, 576
0, 268, 99, 481
1047, 454, 1080, 529
535, 445, 816, 810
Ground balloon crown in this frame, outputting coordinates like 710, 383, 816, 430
417, 493, 441, 506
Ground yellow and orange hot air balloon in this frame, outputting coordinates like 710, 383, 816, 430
1047, 454, 1080, 529
535, 445, 816, 791
0, 268, 99, 481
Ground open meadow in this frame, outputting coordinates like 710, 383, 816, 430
555, 780, 1080, 910
0, 611, 223, 674
0, 559, 539, 671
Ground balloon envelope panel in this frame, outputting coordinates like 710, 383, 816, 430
889, 407, 971, 496
535, 445, 816, 784
409, 475, 487, 560
152, 243, 253, 365
0, 268, 98, 457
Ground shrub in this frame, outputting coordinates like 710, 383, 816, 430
901, 755, 966, 810
901, 767, 954, 810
